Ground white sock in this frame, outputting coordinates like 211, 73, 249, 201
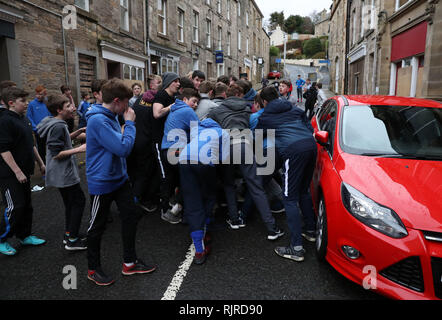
124, 262, 134, 267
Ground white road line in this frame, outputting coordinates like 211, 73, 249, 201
161, 244, 195, 300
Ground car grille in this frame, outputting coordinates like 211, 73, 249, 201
423, 231, 442, 243
380, 256, 424, 293
431, 257, 442, 299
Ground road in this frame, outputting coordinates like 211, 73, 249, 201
0, 161, 384, 301
284, 63, 331, 90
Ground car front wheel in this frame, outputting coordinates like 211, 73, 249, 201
316, 194, 328, 261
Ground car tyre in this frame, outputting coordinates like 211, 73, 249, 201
315, 194, 328, 261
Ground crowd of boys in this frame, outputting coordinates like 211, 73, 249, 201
0, 72, 323, 286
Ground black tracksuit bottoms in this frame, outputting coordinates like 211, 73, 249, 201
0, 177, 33, 242
58, 183, 86, 239
87, 181, 142, 270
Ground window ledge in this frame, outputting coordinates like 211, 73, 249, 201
157, 33, 170, 41
76, 7, 98, 23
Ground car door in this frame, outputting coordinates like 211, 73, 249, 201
311, 100, 339, 208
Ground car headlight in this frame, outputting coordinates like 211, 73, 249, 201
341, 182, 408, 239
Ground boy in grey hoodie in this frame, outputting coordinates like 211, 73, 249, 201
37, 95, 87, 251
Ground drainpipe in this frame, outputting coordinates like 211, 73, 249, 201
146, 0, 151, 75
344, 0, 352, 94
21, 0, 69, 86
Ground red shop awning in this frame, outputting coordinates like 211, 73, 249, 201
391, 21, 427, 62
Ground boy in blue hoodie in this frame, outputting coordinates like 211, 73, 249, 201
160, 88, 200, 224
178, 119, 230, 265
257, 86, 317, 263
85, 78, 156, 286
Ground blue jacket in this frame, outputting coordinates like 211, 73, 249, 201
179, 119, 230, 166
85, 105, 136, 195
256, 98, 314, 156
296, 79, 306, 89
26, 98, 51, 132
161, 99, 199, 150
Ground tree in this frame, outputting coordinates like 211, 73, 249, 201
300, 17, 314, 34
284, 15, 304, 34
303, 38, 323, 57
269, 11, 285, 30
269, 46, 280, 57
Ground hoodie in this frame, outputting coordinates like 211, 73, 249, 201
85, 105, 136, 195
161, 99, 199, 150
195, 93, 218, 121
37, 117, 80, 188
27, 98, 51, 132
179, 118, 230, 166
243, 88, 257, 108
256, 98, 315, 157
208, 96, 252, 144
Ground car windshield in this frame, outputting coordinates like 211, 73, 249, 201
341, 105, 442, 160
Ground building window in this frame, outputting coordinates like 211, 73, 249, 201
217, 0, 221, 14
395, 0, 412, 11
206, 0, 210, 5
238, 30, 241, 51
227, 32, 231, 56
178, 8, 184, 42
206, 19, 212, 48
227, 0, 230, 20
217, 26, 222, 51
158, 0, 167, 35
120, 0, 129, 31
193, 11, 199, 43
217, 63, 225, 78
238, 1, 241, 16
352, 9, 357, 45
75, 0, 89, 11
246, 37, 249, 55
361, 0, 365, 37
246, 11, 249, 26
174, 61, 179, 74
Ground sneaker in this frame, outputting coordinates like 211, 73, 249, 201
302, 230, 316, 242
270, 201, 285, 214
226, 217, 246, 230
65, 238, 87, 251
267, 227, 285, 241
138, 201, 158, 213
87, 269, 115, 286
274, 246, 305, 262
170, 203, 183, 216
122, 259, 157, 276
20, 235, 46, 246
161, 209, 182, 224
0, 242, 16, 256
63, 233, 87, 245
194, 247, 210, 265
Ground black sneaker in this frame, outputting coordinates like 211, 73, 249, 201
138, 201, 158, 213
65, 238, 87, 251
122, 259, 157, 276
87, 269, 115, 286
302, 230, 316, 242
63, 233, 87, 245
226, 217, 246, 230
267, 227, 284, 240
274, 246, 305, 262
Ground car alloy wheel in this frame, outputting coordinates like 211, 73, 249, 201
315, 195, 328, 261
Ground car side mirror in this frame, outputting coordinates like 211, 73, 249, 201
315, 131, 329, 147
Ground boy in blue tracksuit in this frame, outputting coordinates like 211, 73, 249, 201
85, 79, 156, 286
257, 86, 317, 262
178, 119, 230, 265
295, 75, 306, 103
159, 88, 200, 224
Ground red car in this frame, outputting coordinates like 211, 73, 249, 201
267, 70, 281, 79
311, 95, 442, 300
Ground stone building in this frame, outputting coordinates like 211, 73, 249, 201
381, 0, 442, 100
0, 0, 148, 102
147, 0, 269, 83
328, 0, 441, 101
328, 0, 348, 94
0, 0, 270, 104
314, 9, 330, 37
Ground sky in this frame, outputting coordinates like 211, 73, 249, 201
254, 0, 333, 22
